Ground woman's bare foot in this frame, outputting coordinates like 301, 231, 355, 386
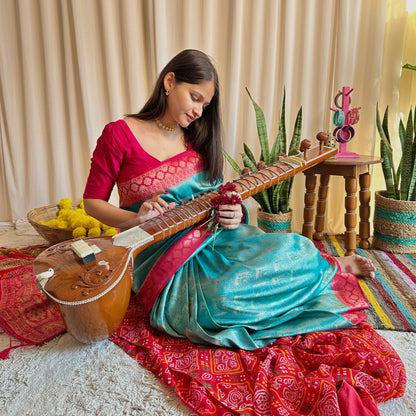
337, 254, 376, 278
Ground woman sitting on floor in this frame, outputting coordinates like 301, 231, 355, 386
83, 48, 376, 351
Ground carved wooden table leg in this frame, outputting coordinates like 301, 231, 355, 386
302, 173, 317, 239
313, 174, 330, 240
359, 172, 371, 249
344, 176, 357, 255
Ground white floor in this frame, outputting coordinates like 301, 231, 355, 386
0, 223, 415, 416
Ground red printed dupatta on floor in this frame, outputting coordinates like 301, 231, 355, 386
111, 296, 406, 416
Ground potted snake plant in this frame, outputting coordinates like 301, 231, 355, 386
374, 64, 416, 252
223, 88, 302, 232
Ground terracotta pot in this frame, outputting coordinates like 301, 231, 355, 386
373, 190, 416, 253
257, 209, 292, 233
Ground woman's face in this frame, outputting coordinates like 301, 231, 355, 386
163, 73, 215, 128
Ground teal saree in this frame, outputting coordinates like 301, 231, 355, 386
122, 151, 369, 350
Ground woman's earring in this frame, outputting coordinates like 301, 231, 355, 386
165, 90, 169, 96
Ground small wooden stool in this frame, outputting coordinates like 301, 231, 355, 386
302, 155, 382, 255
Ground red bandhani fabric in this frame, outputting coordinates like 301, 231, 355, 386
0, 246, 45, 280
0, 246, 66, 359
337, 381, 380, 416
0, 245, 407, 414
111, 296, 406, 416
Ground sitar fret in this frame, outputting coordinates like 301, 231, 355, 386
233, 162, 294, 198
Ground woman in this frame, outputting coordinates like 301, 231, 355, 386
83, 49, 375, 350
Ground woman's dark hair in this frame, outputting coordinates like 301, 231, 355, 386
129, 49, 222, 182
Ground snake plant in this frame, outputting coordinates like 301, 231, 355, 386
223, 88, 302, 214
376, 104, 416, 201
375, 62, 416, 201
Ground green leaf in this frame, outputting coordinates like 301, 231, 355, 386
253, 191, 272, 213
382, 105, 391, 146
413, 106, 416, 133
272, 182, 284, 213
222, 149, 242, 175
410, 110, 416, 199
242, 153, 257, 171
376, 104, 397, 199
408, 160, 416, 201
270, 130, 282, 162
246, 88, 270, 164
288, 107, 302, 154
403, 63, 416, 71
278, 179, 291, 213
401, 109, 414, 200
243, 143, 257, 166
279, 89, 287, 154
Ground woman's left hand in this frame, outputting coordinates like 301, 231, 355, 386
216, 204, 243, 229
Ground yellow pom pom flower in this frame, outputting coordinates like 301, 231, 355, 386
72, 226, 86, 238
56, 220, 69, 229
44, 197, 105, 240
58, 209, 73, 221
87, 227, 101, 237
84, 216, 101, 230
45, 219, 60, 228
70, 212, 88, 229
59, 198, 72, 210
104, 227, 118, 236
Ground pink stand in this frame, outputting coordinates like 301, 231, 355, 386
337, 142, 360, 158
333, 86, 360, 159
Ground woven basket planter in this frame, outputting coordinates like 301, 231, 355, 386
257, 209, 292, 233
27, 204, 76, 244
373, 191, 416, 253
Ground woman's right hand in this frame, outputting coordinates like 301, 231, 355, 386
136, 190, 176, 224
83, 190, 176, 230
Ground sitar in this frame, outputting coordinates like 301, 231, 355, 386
33, 144, 337, 344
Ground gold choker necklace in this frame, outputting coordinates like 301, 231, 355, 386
155, 119, 179, 132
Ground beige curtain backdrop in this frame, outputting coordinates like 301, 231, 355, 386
0, 0, 412, 234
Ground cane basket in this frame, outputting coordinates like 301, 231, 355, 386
27, 204, 76, 244
257, 209, 292, 233
373, 191, 416, 253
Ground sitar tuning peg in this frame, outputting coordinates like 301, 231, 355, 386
316, 132, 328, 151
300, 139, 312, 158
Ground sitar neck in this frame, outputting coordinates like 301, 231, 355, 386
114, 145, 337, 254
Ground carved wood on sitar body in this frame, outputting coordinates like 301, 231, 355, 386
33, 145, 337, 344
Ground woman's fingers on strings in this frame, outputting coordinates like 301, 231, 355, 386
149, 189, 175, 212
148, 201, 165, 215
147, 199, 176, 215
166, 202, 176, 210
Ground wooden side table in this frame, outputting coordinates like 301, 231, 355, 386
302, 155, 382, 255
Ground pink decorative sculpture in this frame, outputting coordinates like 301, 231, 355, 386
330, 86, 361, 158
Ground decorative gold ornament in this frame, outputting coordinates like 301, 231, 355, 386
155, 119, 179, 132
